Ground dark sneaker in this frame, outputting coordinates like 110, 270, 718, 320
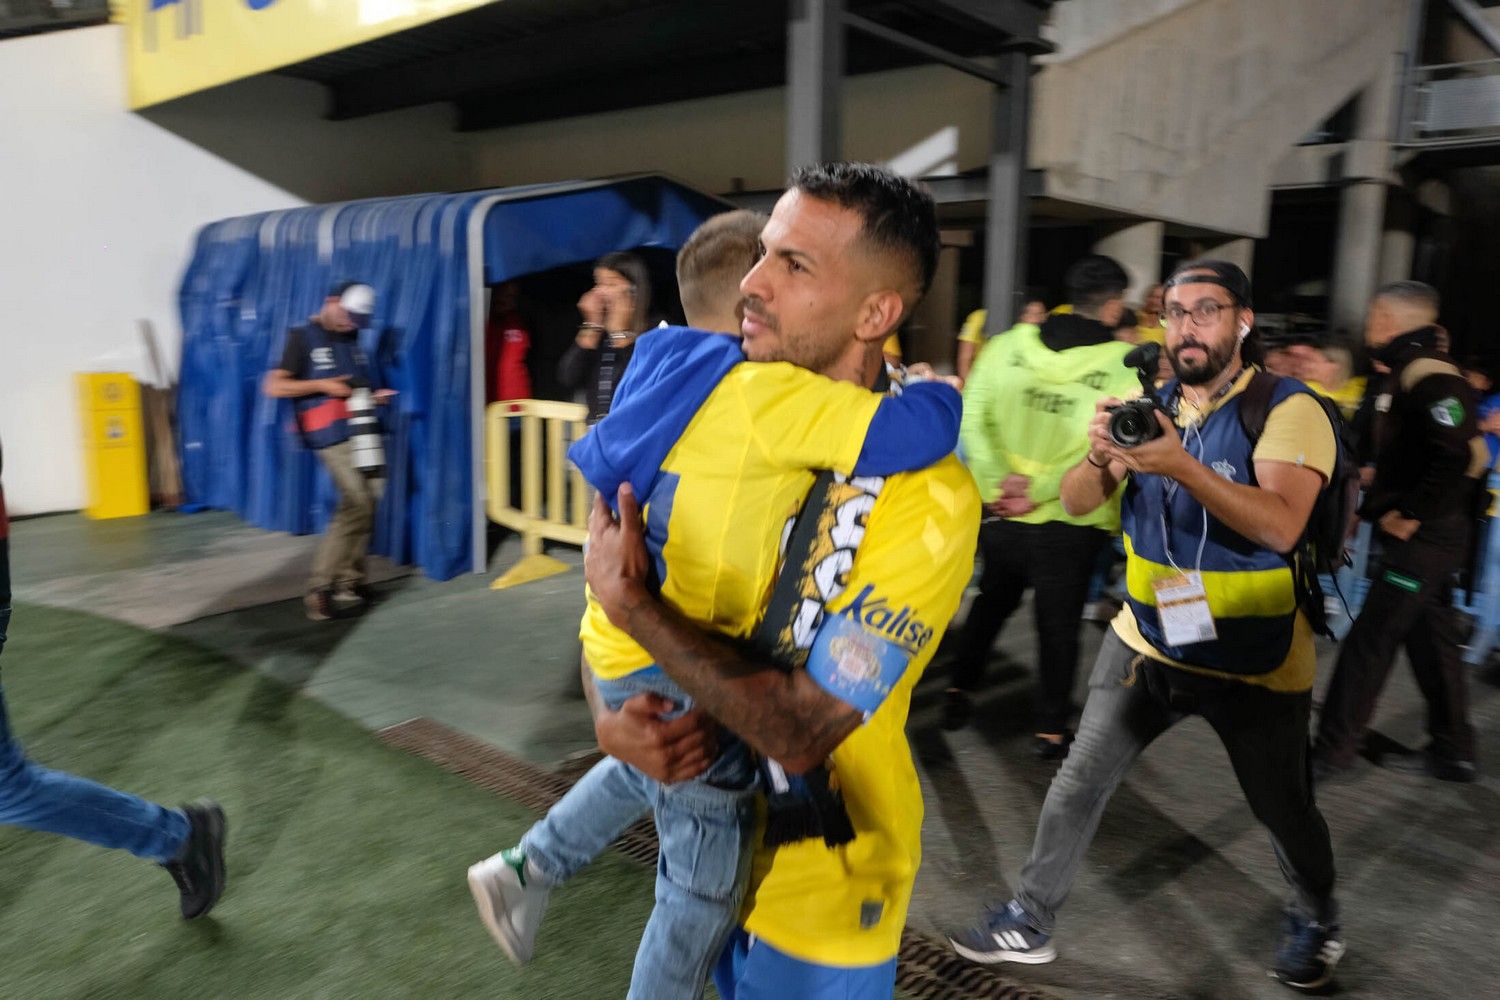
1377, 745, 1477, 783
162, 799, 227, 920
941, 689, 974, 731
304, 589, 334, 621
1033, 732, 1073, 762
1272, 909, 1344, 991
948, 899, 1057, 965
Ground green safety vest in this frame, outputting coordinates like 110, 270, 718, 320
960, 324, 1137, 531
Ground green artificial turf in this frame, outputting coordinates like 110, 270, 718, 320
0, 603, 654, 999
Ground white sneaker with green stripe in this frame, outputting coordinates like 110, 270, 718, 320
468, 846, 551, 965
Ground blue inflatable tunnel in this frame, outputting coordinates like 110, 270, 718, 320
176, 176, 733, 581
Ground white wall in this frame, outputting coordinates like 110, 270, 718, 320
0, 25, 304, 515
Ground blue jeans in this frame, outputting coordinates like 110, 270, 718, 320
0, 606, 189, 863
522, 667, 757, 1000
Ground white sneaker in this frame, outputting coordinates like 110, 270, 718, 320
468, 847, 551, 965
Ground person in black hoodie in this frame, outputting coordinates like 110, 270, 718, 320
0, 443, 227, 917
1314, 282, 1487, 782
558, 252, 653, 424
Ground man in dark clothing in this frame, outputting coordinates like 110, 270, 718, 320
0, 442, 226, 918
558, 252, 652, 424
942, 256, 1138, 759
1314, 281, 1486, 782
263, 282, 394, 621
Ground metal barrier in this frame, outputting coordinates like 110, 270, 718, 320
485, 399, 590, 589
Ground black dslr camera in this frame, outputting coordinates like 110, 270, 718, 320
1106, 343, 1166, 448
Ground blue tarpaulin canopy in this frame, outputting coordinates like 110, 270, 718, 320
176, 176, 732, 580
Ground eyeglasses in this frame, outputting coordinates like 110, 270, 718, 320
1162, 299, 1235, 327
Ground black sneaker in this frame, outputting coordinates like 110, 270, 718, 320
162, 799, 227, 920
1377, 745, 1478, 783
941, 689, 973, 731
1272, 908, 1344, 991
1032, 732, 1073, 761
304, 589, 334, 621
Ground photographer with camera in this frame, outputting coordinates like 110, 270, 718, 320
948, 261, 1346, 992
263, 282, 394, 622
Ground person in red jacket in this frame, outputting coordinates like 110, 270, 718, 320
485, 281, 534, 403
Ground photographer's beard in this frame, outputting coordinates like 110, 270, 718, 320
1168, 332, 1237, 386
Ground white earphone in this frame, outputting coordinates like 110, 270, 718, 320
1238, 322, 1250, 340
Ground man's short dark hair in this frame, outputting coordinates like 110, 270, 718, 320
675, 209, 767, 323
791, 161, 939, 297
1064, 255, 1129, 312
1375, 279, 1440, 313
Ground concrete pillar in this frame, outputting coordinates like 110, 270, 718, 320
1332, 59, 1398, 332
785, 0, 844, 172
1203, 237, 1255, 281
1332, 181, 1387, 332
1093, 220, 1164, 304
1379, 191, 1417, 285
983, 50, 1031, 328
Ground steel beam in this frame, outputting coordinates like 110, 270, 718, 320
786, 0, 845, 172
983, 50, 1032, 331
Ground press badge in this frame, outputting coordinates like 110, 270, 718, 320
1153, 571, 1217, 646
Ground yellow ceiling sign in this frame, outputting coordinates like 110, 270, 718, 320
121, 0, 500, 109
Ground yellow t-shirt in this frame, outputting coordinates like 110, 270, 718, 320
1136, 324, 1165, 346
1308, 375, 1367, 423
958, 309, 986, 345
882, 334, 902, 360
579, 362, 883, 678
740, 456, 980, 965
1111, 370, 1336, 692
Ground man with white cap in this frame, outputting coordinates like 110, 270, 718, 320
263, 282, 394, 620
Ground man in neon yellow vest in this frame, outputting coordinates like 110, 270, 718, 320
942, 256, 1137, 760
949, 260, 1345, 992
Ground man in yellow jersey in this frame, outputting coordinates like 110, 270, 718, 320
586, 162, 980, 999
949, 261, 1345, 993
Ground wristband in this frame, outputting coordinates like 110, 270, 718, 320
579, 322, 606, 333
1087, 454, 1109, 469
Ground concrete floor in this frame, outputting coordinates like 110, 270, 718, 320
10, 509, 1499, 999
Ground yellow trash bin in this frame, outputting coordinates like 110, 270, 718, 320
76, 373, 149, 519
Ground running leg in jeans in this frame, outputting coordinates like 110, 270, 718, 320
1202, 684, 1337, 924
951, 520, 1028, 693
630, 778, 757, 1000
0, 609, 189, 862
1014, 631, 1175, 932
1029, 524, 1110, 734
520, 756, 654, 885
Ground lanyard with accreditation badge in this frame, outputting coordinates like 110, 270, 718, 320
1151, 368, 1243, 647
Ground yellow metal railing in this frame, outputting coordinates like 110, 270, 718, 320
485, 399, 590, 589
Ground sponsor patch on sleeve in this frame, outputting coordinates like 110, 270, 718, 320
806, 611, 913, 717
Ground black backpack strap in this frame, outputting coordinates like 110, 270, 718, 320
1236, 370, 1280, 442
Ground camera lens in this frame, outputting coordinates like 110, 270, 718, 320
1108, 402, 1161, 448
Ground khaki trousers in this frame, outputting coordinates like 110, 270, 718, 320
309, 440, 385, 593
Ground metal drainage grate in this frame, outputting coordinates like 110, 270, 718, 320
379, 717, 1054, 1000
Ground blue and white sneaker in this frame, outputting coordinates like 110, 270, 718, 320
1272, 908, 1344, 991
948, 899, 1058, 964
